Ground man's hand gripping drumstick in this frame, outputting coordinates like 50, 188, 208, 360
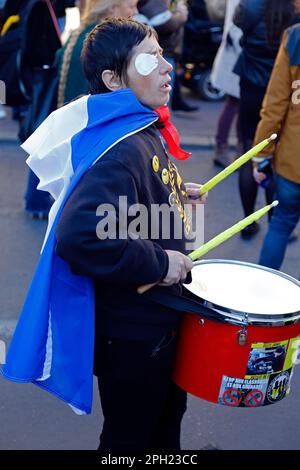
158, 250, 194, 287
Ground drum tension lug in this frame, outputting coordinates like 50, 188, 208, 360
238, 313, 248, 346
199, 318, 205, 326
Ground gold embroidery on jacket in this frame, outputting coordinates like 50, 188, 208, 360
167, 160, 191, 235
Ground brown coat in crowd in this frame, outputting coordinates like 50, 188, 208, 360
254, 25, 300, 184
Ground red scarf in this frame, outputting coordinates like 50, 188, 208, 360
155, 105, 191, 160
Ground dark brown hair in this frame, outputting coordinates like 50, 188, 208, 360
81, 18, 157, 94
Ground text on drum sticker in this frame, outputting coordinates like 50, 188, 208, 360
135, 53, 159, 76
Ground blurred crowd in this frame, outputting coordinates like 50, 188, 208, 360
0, 0, 299, 273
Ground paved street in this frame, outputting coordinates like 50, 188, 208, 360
0, 95, 299, 450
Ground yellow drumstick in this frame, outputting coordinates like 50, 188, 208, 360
199, 134, 277, 196
137, 201, 278, 294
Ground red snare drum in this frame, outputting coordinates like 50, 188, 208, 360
173, 260, 300, 407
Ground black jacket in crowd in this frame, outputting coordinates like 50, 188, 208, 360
52, 0, 76, 18
233, 0, 300, 88
1, 0, 75, 21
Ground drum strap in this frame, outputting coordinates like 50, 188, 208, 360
144, 286, 224, 323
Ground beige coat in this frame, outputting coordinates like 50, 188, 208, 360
211, 0, 242, 98
254, 28, 300, 184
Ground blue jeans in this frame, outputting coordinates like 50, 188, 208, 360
259, 175, 300, 270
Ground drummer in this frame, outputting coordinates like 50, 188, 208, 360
55, 18, 206, 451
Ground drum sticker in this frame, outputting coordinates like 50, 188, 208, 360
218, 337, 299, 407
218, 375, 268, 407
265, 370, 292, 405
246, 341, 288, 376
283, 337, 300, 370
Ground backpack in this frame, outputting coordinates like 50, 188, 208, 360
0, 0, 60, 106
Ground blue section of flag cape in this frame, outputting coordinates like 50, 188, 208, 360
1, 89, 158, 414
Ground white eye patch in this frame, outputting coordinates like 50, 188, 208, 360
135, 53, 159, 76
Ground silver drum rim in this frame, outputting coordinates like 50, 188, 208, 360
187, 259, 300, 327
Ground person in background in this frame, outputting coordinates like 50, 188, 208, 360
78, 0, 86, 13
0, 0, 6, 14
22, 0, 138, 220
20, 0, 61, 218
0, 0, 6, 122
170, 0, 204, 112
188, 0, 212, 23
57, 0, 138, 108
211, 0, 242, 167
253, 23, 300, 270
136, 0, 193, 110
53, 0, 76, 33
0, 0, 6, 118
0, 0, 29, 121
0, 0, 23, 20
204, 0, 226, 23
233, 0, 300, 238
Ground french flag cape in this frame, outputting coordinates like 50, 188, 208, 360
1, 89, 158, 415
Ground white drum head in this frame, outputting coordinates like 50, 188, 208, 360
185, 260, 300, 316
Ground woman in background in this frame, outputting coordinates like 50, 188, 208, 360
233, 0, 299, 238
211, 0, 242, 168
0, 0, 7, 118
253, 23, 300, 270
24, 0, 138, 219
57, 0, 138, 108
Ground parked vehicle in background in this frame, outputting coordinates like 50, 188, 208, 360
181, 0, 225, 101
